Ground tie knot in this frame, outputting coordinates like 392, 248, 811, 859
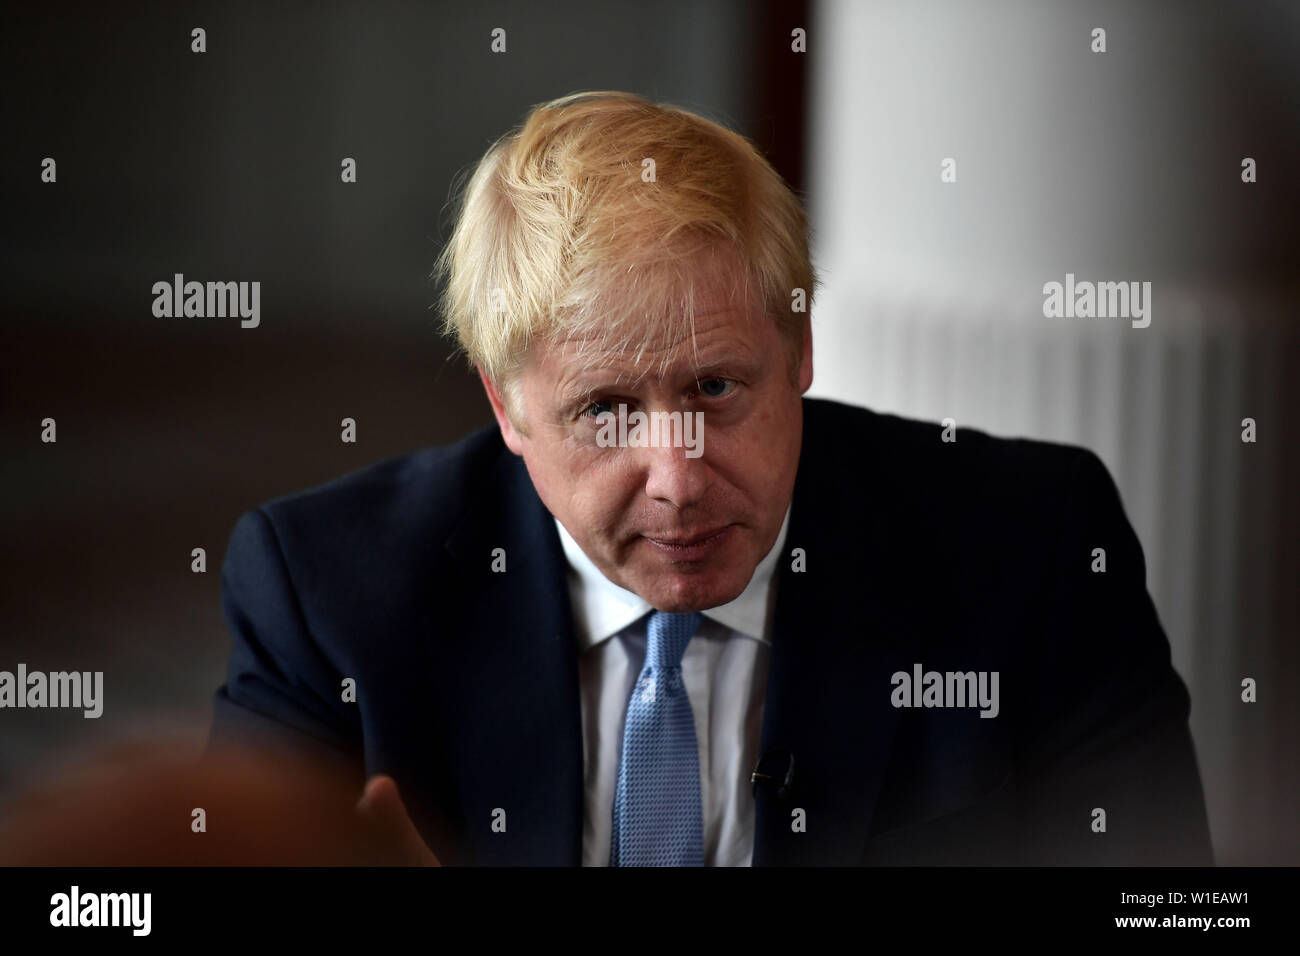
645, 610, 702, 669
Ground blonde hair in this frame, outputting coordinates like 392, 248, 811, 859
435, 90, 816, 418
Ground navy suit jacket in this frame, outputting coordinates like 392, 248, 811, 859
209, 397, 1213, 865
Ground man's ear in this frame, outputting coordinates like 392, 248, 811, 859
477, 366, 525, 455
797, 314, 814, 393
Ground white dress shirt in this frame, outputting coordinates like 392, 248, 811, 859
555, 508, 790, 866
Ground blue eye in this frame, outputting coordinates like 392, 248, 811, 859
581, 399, 615, 419
699, 378, 733, 398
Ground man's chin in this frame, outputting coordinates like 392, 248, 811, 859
630, 567, 751, 614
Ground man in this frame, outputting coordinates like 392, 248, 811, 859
209, 91, 1213, 866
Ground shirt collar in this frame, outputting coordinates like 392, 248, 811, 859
555, 505, 791, 650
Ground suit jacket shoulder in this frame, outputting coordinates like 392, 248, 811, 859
211, 424, 508, 763
763, 397, 1212, 865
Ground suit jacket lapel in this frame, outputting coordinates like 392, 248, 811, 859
439, 445, 584, 865
752, 401, 910, 865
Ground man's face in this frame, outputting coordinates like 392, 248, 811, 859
482, 284, 813, 613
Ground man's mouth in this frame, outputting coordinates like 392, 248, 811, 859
641, 525, 734, 559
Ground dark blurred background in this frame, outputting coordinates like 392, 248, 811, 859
1, 0, 1295, 865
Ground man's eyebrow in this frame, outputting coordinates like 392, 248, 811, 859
689, 356, 752, 377
556, 382, 611, 418
686, 344, 760, 376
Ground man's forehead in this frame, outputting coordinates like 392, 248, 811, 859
544, 307, 759, 384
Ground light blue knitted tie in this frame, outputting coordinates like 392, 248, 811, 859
610, 610, 705, 866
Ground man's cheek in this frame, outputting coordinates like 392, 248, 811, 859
579, 492, 628, 540
703, 418, 763, 463
559, 439, 618, 479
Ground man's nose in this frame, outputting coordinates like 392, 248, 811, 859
641, 437, 712, 508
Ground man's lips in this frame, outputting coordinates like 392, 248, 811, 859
641, 525, 734, 558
